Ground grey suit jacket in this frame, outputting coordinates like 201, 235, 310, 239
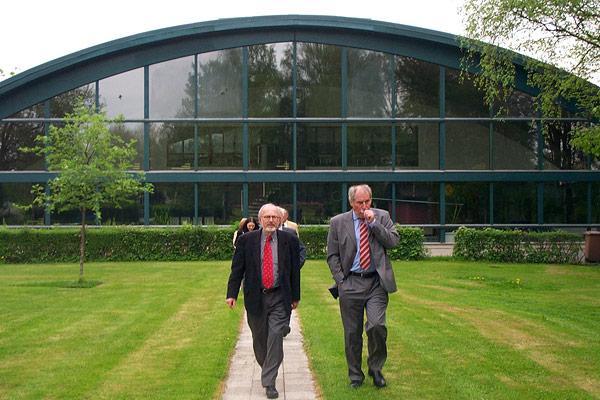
327, 208, 399, 293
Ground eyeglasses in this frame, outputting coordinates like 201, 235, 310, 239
261, 215, 280, 220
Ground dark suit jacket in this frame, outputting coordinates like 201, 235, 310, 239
227, 228, 301, 316
327, 208, 399, 293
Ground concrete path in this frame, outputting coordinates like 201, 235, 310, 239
221, 310, 318, 400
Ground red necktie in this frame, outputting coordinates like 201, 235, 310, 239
262, 235, 274, 289
359, 220, 371, 269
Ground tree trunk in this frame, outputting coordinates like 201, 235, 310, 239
79, 208, 86, 282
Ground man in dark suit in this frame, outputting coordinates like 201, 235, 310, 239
327, 184, 399, 389
226, 203, 301, 399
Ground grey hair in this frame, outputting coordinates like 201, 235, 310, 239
258, 203, 281, 218
348, 184, 372, 203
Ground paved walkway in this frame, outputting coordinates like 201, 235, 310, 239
221, 310, 318, 399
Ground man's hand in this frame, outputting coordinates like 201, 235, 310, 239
363, 209, 375, 223
226, 298, 236, 308
291, 301, 299, 310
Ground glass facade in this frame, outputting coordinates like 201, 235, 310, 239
0, 18, 597, 240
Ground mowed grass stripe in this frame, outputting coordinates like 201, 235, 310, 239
299, 260, 600, 400
0, 261, 243, 400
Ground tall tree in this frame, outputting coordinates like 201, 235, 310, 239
460, 0, 600, 157
23, 100, 153, 281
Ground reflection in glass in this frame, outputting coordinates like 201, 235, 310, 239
199, 125, 242, 169
101, 194, 143, 225
0, 183, 44, 224
396, 56, 439, 117
248, 183, 293, 217
544, 182, 587, 223
494, 182, 536, 223
347, 49, 391, 117
445, 182, 489, 224
296, 43, 341, 117
594, 183, 600, 223
396, 123, 439, 169
109, 123, 143, 170
149, 123, 195, 170
446, 69, 488, 117
50, 84, 96, 117
297, 125, 341, 169
198, 49, 242, 117
99, 68, 144, 119
297, 182, 340, 224
150, 183, 194, 225
199, 183, 242, 224
543, 121, 587, 170
150, 56, 195, 118
0, 122, 45, 171
249, 125, 292, 170
395, 183, 439, 224
502, 90, 535, 117
248, 43, 293, 117
347, 125, 391, 169
494, 122, 538, 169
446, 122, 489, 169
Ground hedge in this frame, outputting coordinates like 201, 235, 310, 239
0, 225, 425, 264
453, 227, 583, 264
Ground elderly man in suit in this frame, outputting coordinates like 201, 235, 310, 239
327, 184, 399, 389
226, 203, 301, 399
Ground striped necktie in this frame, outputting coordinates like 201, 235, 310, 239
359, 220, 370, 269
262, 235, 274, 288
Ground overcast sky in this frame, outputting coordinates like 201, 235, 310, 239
1, 0, 465, 80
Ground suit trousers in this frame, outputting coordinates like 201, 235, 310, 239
246, 289, 288, 387
339, 274, 389, 382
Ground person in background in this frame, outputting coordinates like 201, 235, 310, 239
226, 203, 301, 399
233, 217, 259, 248
279, 208, 299, 236
326, 184, 399, 389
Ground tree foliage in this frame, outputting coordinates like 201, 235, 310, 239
460, 0, 600, 156
23, 100, 153, 280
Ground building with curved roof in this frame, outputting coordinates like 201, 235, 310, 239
0, 15, 598, 240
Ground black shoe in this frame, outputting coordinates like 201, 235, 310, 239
349, 380, 363, 388
283, 325, 291, 337
368, 369, 386, 388
265, 386, 279, 399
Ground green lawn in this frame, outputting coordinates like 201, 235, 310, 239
0, 261, 243, 399
299, 260, 600, 400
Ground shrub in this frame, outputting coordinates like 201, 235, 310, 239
453, 227, 583, 264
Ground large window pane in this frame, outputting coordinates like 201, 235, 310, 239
198, 49, 242, 117
347, 125, 392, 169
199, 125, 242, 169
249, 125, 292, 170
544, 182, 587, 224
446, 69, 488, 117
110, 123, 143, 170
99, 68, 144, 119
494, 122, 538, 169
446, 122, 490, 169
297, 182, 340, 224
296, 43, 341, 117
0, 122, 45, 171
543, 121, 587, 170
149, 123, 194, 170
248, 43, 293, 117
395, 182, 439, 224
101, 194, 143, 225
494, 182, 536, 224
347, 49, 391, 117
50, 85, 96, 117
199, 183, 242, 225
396, 123, 439, 169
446, 182, 489, 224
396, 56, 439, 117
248, 182, 293, 217
150, 183, 194, 225
150, 56, 195, 118
502, 90, 536, 117
0, 183, 44, 224
297, 125, 341, 169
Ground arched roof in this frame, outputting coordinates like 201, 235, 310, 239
0, 14, 508, 119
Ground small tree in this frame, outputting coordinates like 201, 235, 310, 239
24, 100, 153, 281
460, 0, 600, 157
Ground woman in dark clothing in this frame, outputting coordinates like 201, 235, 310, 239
233, 217, 260, 247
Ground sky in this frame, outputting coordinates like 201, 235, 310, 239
0, 0, 465, 80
